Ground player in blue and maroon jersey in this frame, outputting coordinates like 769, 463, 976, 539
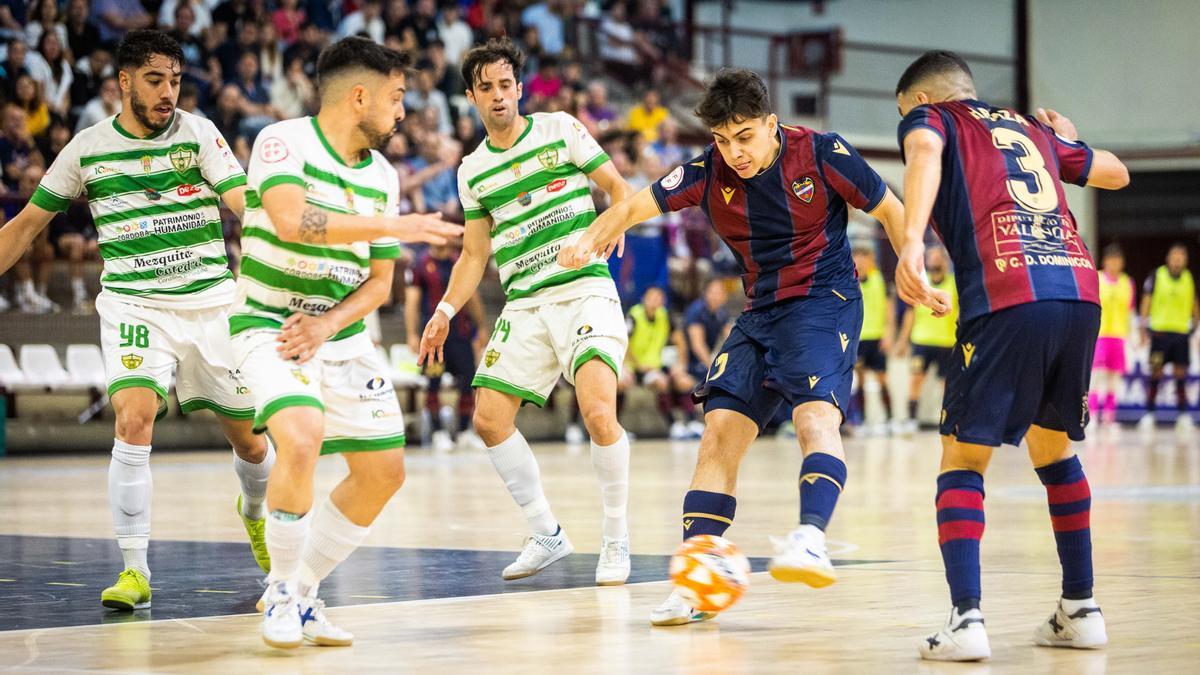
894, 50, 1129, 662
405, 243, 486, 452
560, 67, 947, 627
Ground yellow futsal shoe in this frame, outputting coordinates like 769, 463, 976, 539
238, 495, 271, 573
101, 569, 151, 610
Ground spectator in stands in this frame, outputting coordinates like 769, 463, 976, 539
561, 59, 584, 94
12, 74, 50, 139
270, 51, 316, 119
650, 116, 687, 168
91, 0, 153, 43
211, 0, 256, 34
400, 0, 441, 49
0, 0, 26, 34
214, 17, 260, 78
42, 161, 99, 312
437, 1, 473, 66
2, 38, 31, 96
382, 132, 414, 215
522, 0, 564, 56
517, 24, 544, 72
34, 33, 73, 117
406, 62, 453, 135
585, 81, 618, 132
406, 134, 460, 218
70, 42, 113, 119
212, 83, 246, 150
233, 51, 273, 114
25, 0, 69, 51
338, 0, 385, 43
621, 286, 702, 440
74, 74, 119, 133
1139, 243, 1198, 433
65, 0, 103, 60
177, 80, 206, 118
382, 0, 414, 50
454, 114, 483, 154
425, 39, 464, 103
684, 277, 732, 391
10, 164, 57, 314
283, 20, 325, 80
35, 115, 70, 164
258, 21, 282, 86
896, 246, 958, 433
465, 0, 498, 32
158, 0, 212, 37
273, 0, 306, 46
599, 1, 639, 85
525, 55, 562, 112
627, 89, 668, 142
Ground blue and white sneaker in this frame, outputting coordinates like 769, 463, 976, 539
261, 581, 302, 649
502, 528, 573, 580
299, 588, 353, 646
650, 590, 717, 626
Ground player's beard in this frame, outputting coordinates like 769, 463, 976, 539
130, 88, 173, 132
359, 118, 396, 152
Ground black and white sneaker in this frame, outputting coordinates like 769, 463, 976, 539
1033, 597, 1107, 649
919, 606, 990, 661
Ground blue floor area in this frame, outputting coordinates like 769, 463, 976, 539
0, 535, 886, 632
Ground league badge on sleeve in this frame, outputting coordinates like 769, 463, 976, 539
792, 176, 815, 203
661, 166, 684, 190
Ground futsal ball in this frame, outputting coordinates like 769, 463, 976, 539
669, 535, 752, 613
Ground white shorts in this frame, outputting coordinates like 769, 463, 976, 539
232, 331, 406, 454
472, 295, 627, 406
97, 292, 253, 420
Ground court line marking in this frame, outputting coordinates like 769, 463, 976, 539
44, 583, 86, 587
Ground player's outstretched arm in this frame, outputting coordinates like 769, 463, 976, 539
559, 186, 661, 269
276, 258, 394, 364
418, 216, 492, 365
263, 184, 463, 245
1035, 108, 1129, 190
0, 203, 57, 275
897, 128, 945, 310
587, 160, 634, 259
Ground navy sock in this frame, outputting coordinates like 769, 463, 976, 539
936, 470, 985, 610
681, 490, 736, 539
798, 453, 847, 530
1035, 456, 1093, 600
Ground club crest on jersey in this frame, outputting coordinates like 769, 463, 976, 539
344, 186, 356, 209
510, 162, 522, 178
485, 349, 501, 367
121, 354, 143, 370
169, 146, 194, 173
517, 191, 532, 206
792, 176, 815, 203
538, 147, 559, 170
140, 155, 153, 173
375, 197, 387, 214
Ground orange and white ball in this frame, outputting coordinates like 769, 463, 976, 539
669, 535, 752, 613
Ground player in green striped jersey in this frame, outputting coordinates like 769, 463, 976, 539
0, 30, 275, 610
419, 38, 635, 585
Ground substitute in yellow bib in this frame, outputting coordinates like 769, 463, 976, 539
1138, 243, 1198, 429
621, 286, 700, 439
898, 246, 958, 427
1089, 244, 1136, 425
852, 243, 894, 432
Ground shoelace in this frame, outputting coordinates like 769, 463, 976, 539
515, 536, 551, 565
600, 540, 627, 564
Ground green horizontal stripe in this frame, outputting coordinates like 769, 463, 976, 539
30, 185, 71, 213
573, 346, 619, 378
494, 214, 593, 268
332, 321, 365, 341
580, 151, 610, 174
505, 263, 611, 301
240, 256, 357, 301
231, 302, 364, 342
254, 394, 325, 432
369, 243, 401, 260
463, 207, 487, 220
98, 222, 223, 259
260, 174, 306, 197
105, 273, 232, 296
306, 196, 356, 215
229, 314, 284, 335
179, 398, 255, 419
492, 187, 592, 236
102, 255, 228, 283
213, 174, 246, 195
478, 164, 583, 213
470, 374, 547, 407
80, 142, 201, 168
86, 167, 204, 201
321, 433, 406, 455
466, 139, 567, 190
93, 196, 220, 227
241, 225, 368, 266
303, 163, 388, 200
245, 189, 262, 208
241, 296, 288, 316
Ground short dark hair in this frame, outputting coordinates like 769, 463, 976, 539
694, 68, 770, 129
895, 50, 973, 95
1102, 243, 1124, 259
116, 30, 184, 72
315, 36, 412, 90
460, 37, 525, 91
1168, 242, 1188, 254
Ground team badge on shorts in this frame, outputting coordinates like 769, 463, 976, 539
537, 147, 558, 170
290, 368, 310, 385
121, 354, 143, 370
485, 349, 501, 367
792, 177, 815, 203
169, 146, 194, 173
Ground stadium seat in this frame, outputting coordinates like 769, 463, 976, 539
18, 344, 71, 390
0, 344, 27, 389
66, 344, 106, 390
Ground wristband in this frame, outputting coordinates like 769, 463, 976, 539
435, 301, 457, 320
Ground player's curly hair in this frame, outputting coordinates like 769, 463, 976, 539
316, 36, 413, 89
895, 50, 973, 95
694, 68, 771, 129
116, 30, 184, 72
461, 37, 526, 91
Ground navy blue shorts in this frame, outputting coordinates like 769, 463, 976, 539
857, 339, 887, 372
940, 301, 1100, 447
424, 336, 476, 391
1149, 331, 1190, 368
912, 344, 955, 376
695, 294, 862, 432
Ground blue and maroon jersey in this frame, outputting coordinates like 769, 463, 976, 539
650, 125, 886, 310
408, 251, 477, 339
898, 99, 1098, 322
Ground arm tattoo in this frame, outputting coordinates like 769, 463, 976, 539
298, 206, 329, 244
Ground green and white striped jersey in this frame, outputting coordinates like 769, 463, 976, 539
458, 111, 617, 309
30, 111, 246, 308
230, 117, 401, 358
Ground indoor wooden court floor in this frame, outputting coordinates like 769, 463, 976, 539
1, 426, 1197, 673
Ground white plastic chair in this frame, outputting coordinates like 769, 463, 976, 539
0, 344, 26, 389
66, 344, 106, 390
19, 344, 71, 390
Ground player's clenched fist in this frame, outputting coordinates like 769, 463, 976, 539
384, 213, 465, 245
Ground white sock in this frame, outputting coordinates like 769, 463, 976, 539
299, 499, 371, 590
487, 429, 559, 536
234, 437, 275, 520
591, 431, 630, 539
17, 279, 34, 299
109, 439, 152, 577
265, 509, 312, 584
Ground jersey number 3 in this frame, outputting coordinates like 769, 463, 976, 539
990, 127, 1058, 213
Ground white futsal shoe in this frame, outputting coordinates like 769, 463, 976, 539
1033, 597, 1107, 649
565, 424, 585, 445
919, 606, 990, 661
650, 590, 718, 626
261, 581, 303, 649
595, 535, 630, 586
768, 524, 837, 587
502, 528, 574, 580
1137, 413, 1156, 434
1175, 413, 1194, 437
456, 428, 486, 451
431, 430, 454, 453
299, 590, 353, 646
